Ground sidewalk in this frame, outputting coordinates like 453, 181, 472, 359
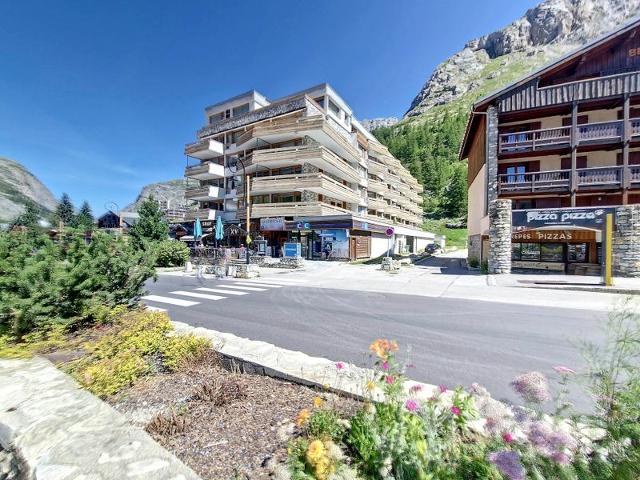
492, 272, 640, 295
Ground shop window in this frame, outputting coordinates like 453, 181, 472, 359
521, 243, 541, 261
568, 244, 588, 263
541, 243, 564, 262
512, 243, 522, 261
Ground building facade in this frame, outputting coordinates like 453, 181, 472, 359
461, 19, 640, 276
183, 84, 432, 260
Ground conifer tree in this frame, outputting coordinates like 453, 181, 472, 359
72, 201, 94, 230
55, 193, 75, 226
129, 196, 168, 249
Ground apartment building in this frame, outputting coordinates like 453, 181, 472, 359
183, 84, 431, 260
460, 19, 640, 276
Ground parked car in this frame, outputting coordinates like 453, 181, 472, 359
425, 243, 442, 255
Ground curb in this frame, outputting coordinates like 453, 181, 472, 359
516, 284, 640, 295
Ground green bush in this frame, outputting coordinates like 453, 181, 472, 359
66, 309, 210, 397
155, 240, 190, 267
0, 231, 155, 338
467, 256, 479, 268
480, 260, 489, 274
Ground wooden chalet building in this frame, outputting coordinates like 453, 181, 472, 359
461, 18, 640, 276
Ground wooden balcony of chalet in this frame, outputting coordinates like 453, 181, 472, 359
498, 118, 640, 155
498, 165, 640, 195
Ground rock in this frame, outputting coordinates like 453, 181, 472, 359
360, 117, 399, 132
124, 178, 195, 213
275, 421, 294, 442
0, 157, 57, 223
405, 0, 640, 118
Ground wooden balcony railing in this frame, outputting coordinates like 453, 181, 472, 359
498, 166, 627, 194
499, 118, 640, 154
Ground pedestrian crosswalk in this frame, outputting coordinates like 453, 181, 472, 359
142, 276, 308, 309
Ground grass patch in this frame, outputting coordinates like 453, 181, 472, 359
422, 218, 467, 249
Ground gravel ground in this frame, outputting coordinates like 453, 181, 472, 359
111, 352, 359, 479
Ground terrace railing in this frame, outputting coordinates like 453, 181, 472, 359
498, 166, 625, 194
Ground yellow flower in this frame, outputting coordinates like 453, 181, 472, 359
366, 380, 376, 392
322, 383, 330, 390
296, 408, 311, 427
314, 456, 333, 480
313, 396, 324, 408
306, 439, 326, 464
369, 339, 399, 360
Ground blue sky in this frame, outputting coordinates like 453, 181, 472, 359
0, 0, 538, 213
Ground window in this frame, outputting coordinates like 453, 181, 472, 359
232, 103, 249, 116
541, 243, 564, 262
506, 165, 526, 183
328, 99, 340, 116
521, 243, 541, 261
314, 97, 325, 108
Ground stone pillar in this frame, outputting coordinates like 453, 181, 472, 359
467, 234, 482, 263
488, 199, 512, 274
301, 162, 319, 202
486, 106, 499, 209
613, 205, 640, 277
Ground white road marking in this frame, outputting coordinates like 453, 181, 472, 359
233, 281, 282, 288
213, 284, 267, 292
241, 277, 308, 284
171, 290, 226, 301
145, 306, 167, 312
196, 287, 248, 296
142, 295, 200, 307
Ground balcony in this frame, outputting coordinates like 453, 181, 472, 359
368, 179, 388, 195
184, 161, 225, 180
368, 160, 387, 176
251, 145, 360, 184
239, 201, 351, 218
184, 139, 224, 160
184, 185, 224, 201
499, 118, 640, 154
249, 173, 360, 204
497, 166, 630, 195
184, 209, 219, 221
237, 115, 361, 163
368, 197, 387, 211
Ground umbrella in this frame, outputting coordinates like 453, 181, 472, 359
194, 218, 203, 241
214, 216, 224, 241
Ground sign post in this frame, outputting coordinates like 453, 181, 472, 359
385, 227, 394, 256
604, 213, 613, 286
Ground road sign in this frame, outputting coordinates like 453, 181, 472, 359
385, 227, 394, 237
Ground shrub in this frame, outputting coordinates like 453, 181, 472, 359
66, 309, 211, 397
155, 240, 190, 267
480, 259, 489, 274
0, 231, 155, 338
468, 256, 479, 268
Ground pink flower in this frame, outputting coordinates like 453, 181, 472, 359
385, 375, 395, 384
502, 432, 514, 444
381, 362, 389, 370
405, 399, 419, 412
409, 384, 423, 394
406, 363, 416, 369
438, 385, 448, 394
553, 366, 576, 375
450, 406, 462, 416
335, 362, 345, 370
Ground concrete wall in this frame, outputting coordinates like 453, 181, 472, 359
371, 233, 391, 257
468, 164, 489, 237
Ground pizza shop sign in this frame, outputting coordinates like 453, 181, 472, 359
512, 207, 615, 229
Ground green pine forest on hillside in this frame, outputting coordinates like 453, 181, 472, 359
371, 52, 551, 226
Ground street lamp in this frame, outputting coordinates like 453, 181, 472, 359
227, 156, 251, 265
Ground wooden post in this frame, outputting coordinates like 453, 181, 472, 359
622, 93, 630, 204
570, 101, 578, 207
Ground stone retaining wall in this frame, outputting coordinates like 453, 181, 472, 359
613, 204, 640, 277
0, 358, 201, 480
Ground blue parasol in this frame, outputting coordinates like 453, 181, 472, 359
194, 217, 203, 241
214, 215, 224, 241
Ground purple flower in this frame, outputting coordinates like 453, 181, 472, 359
381, 361, 389, 370
502, 432, 514, 444
385, 375, 395, 384
511, 372, 551, 404
409, 384, 423, 394
527, 421, 578, 462
335, 362, 345, 370
438, 385, 448, 394
405, 399, 419, 412
551, 451, 571, 465
488, 451, 525, 480
450, 406, 461, 416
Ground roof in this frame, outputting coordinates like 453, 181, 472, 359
459, 15, 640, 159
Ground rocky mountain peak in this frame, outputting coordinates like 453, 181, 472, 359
0, 157, 57, 222
406, 0, 640, 117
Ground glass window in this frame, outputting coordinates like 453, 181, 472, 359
541, 243, 564, 262
521, 243, 541, 261
511, 243, 522, 261
314, 97, 325, 108
506, 165, 526, 183
328, 99, 340, 116
232, 103, 249, 116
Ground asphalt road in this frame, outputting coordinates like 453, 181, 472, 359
146, 274, 607, 411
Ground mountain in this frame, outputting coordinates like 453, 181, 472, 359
372, 0, 640, 218
361, 117, 399, 132
406, 0, 640, 117
124, 178, 194, 212
0, 157, 57, 223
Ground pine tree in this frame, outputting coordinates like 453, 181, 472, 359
72, 201, 94, 230
55, 193, 75, 226
129, 196, 169, 249
441, 162, 468, 219
11, 200, 40, 229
